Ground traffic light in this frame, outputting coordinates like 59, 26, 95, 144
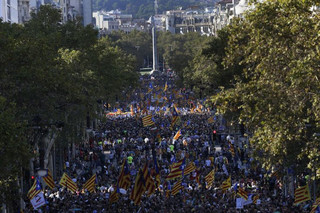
31, 175, 35, 180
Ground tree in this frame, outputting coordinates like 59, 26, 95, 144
0, 96, 31, 208
0, 5, 139, 189
108, 30, 153, 70
158, 32, 209, 86
182, 27, 243, 97
212, 0, 320, 173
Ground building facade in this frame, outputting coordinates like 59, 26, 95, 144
59, 0, 92, 25
93, 10, 147, 34
1, 0, 19, 23
164, 0, 244, 36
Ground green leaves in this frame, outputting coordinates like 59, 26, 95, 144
0, 96, 31, 204
209, 0, 320, 172
0, 4, 139, 186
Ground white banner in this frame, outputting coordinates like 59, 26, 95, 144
30, 192, 46, 210
243, 195, 253, 206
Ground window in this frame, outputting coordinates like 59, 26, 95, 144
7, 6, 11, 20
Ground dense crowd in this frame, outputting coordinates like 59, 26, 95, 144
24, 74, 312, 212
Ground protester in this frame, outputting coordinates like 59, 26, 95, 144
24, 74, 311, 212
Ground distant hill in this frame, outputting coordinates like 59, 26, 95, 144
93, 0, 220, 19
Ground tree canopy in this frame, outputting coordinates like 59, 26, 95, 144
0, 5, 138, 205
207, 0, 320, 173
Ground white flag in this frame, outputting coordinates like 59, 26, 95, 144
30, 192, 46, 209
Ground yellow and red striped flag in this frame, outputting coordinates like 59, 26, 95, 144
59, 173, 77, 193
207, 117, 214, 124
118, 160, 131, 190
220, 176, 231, 192
310, 198, 320, 213
237, 187, 248, 200
173, 129, 181, 140
205, 170, 215, 189
166, 159, 184, 180
171, 179, 183, 196
252, 194, 259, 204
142, 163, 156, 196
142, 114, 155, 127
82, 174, 96, 193
130, 169, 146, 205
271, 170, 280, 180
294, 185, 311, 205
228, 141, 235, 157
184, 162, 196, 175
43, 170, 55, 190
27, 179, 41, 200
109, 188, 119, 204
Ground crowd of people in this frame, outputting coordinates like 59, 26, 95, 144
24, 74, 313, 212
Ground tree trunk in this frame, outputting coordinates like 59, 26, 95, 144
44, 129, 58, 169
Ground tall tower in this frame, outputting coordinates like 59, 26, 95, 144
151, 0, 158, 73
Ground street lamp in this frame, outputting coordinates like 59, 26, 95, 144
37, 169, 48, 177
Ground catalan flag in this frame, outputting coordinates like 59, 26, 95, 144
271, 170, 280, 180
173, 129, 182, 140
59, 173, 77, 193
190, 105, 196, 113
27, 178, 41, 200
310, 198, 320, 213
109, 186, 119, 204
190, 170, 201, 185
197, 103, 203, 112
170, 106, 179, 129
166, 159, 184, 180
207, 117, 214, 124
209, 157, 214, 165
294, 185, 311, 205
220, 176, 231, 192
205, 170, 215, 189
152, 150, 161, 187
184, 162, 196, 175
82, 174, 96, 193
171, 179, 183, 196
165, 182, 172, 198
237, 187, 248, 200
141, 107, 149, 115
142, 114, 155, 127
142, 163, 156, 196
229, 143, 235, 157
118, 160, 131, 190
116, 108, 123, 114
252, 194, 259, 204
130, 104, 134, 116
42, 170, 55, 190
164, 82, 168, 92
130, 169, 146, 205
